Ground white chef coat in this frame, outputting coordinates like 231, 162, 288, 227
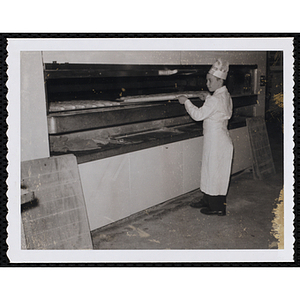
184, 86, 233, 196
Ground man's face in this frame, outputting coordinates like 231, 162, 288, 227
206, 73, 223, 92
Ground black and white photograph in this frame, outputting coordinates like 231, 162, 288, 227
6, 38, 294, 263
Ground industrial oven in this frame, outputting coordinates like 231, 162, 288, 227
21, 51, 267, 231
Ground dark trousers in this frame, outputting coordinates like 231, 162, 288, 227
203, 193, 226, 212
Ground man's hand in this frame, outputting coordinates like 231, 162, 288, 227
198, 91, 210, 101
178, 95, 189, 104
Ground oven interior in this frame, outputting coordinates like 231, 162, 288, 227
45, 63, 258, 163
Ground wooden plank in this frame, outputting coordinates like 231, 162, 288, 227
21, 154, 93, 249
120, 91, 204, 103
47, 102, 190, 134
246, 117, 276, 180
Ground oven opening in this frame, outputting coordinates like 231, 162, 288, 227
45, 63, 258, 163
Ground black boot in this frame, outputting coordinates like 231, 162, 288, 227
200, 195, 226, 216
190, 194, 209, 208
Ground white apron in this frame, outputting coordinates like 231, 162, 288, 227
184, 86, 233, 196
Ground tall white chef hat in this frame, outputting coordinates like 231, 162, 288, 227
208, 58, 229, 80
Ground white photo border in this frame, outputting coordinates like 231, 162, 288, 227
6, 37, 295, 263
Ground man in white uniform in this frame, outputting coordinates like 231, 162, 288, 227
178, 59, 233, 216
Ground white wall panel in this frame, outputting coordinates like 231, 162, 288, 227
129, 147, 165, 214
21, 52, 49, 161
42, 51, 181, 65
182, 137, 203, 193
161, 143, 184, 200
180, 51, 265, 65
78, 154, 131, 231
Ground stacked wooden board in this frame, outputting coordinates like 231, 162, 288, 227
21, 154, 93, 249
246, 116, 276, 180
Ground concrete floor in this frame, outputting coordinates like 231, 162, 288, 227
91, 118, 283, 250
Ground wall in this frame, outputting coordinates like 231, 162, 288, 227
21, 52, 49, 162
42, 51, 182, 65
